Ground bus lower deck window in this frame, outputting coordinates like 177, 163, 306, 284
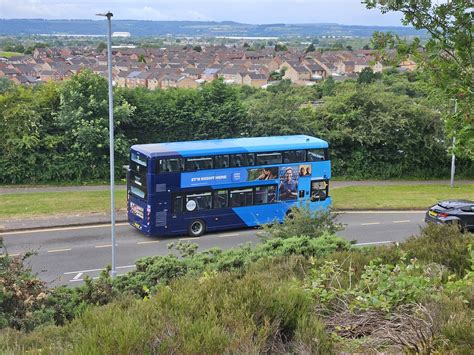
254, 186, 276, 204
185, 192, 212, 211
230, 188, 253, 207
213, 190, 228, 209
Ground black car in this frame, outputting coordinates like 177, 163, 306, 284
425, 200, 474, 231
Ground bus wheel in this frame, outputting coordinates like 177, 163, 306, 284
188, 219, 206, 237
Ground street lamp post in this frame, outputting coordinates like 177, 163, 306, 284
450, 99, 457, 188
96, 11, 116, 278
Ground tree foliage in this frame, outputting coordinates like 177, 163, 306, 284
0, 69, 472, 183
364, 0, 473, 158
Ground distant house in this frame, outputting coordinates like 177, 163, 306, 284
242, 72, 268, 88
399, 58, 417, 71
181, 67, 202, 80
304, 62, 326, 80
336, 60, 355, 74
115, 70, 130, 88
281, 61, 311, 84
125, 70, 143, 88
201, 68, 221, 82
218, 66, 243, 84
160, 74, 199, 89
10, 74, 38, 85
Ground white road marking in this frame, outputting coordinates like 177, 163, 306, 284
137, 240, 160, 245
179, 237, 199, 241
72, 272, 83, 280
47, 248, 72, 253
0, 222, 129, 236
360, 222, 381, 226
216, 233, 240, 238
393, 220, 411, 223
69, 272, 128, 283
355, 241, 394, 246
95, 244, 119, 248
64, 264, 135, 275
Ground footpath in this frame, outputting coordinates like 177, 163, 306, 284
1, 180, 473, 233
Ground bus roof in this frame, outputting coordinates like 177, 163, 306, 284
132, 135, 328, 158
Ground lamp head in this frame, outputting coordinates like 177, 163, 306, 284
96, 11, 113, 19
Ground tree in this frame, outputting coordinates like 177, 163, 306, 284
364, 0, 473, 158
370, 31, 395, 50
321, 76, 336, 96
305, 43, 316, 53
357, 67, 376, 84
0, 77, 14, 94
57, 70, 134, 180
96, 42, 107, 53
193, 45, 202, 52
274, 43, 288, 52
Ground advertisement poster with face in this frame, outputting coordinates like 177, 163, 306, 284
247, 167, 278, 181
299, 164, 312, 176
279, 166, 298, 200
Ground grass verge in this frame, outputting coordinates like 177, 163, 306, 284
331, 184, 474, 210
1, 184, 473, 219
0, 190, 127, 219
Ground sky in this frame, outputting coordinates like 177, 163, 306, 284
0, 0, 405, 26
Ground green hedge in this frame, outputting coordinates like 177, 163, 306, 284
0, 70, 472, 184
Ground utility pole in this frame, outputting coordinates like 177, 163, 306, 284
96, 11, 116, 278
450, 99, 457, 188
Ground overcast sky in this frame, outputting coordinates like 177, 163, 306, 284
0, 0, 405, 26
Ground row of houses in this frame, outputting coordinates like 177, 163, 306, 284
1, 45, 410, 89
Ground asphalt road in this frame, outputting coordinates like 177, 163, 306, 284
1, 211, 426, 286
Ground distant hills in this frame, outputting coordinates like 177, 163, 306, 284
0, 19, 424, 37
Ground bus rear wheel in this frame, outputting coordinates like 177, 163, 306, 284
188, 219, 206, 237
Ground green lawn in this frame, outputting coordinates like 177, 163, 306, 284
0, 51, 23, 58
1, 190, 127, 219
331, 184, 474, 210
1, 184, 473, 220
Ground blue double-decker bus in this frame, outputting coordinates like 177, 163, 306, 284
127, 135, 331, 237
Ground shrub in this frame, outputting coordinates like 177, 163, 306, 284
1, 257, 334, 354
0, 238, 52, 331
400, 224, 474, 276
261, 207, 343, 239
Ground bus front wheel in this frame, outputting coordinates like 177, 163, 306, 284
188, 219, 206, 237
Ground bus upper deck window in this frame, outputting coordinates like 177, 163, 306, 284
256, 152, 282, 165
159, 158, 184, 173
307, 149, 326, 162
214, 155, 229, 169
131, 152, 147, 167
230, 153, 255, 167
186, 157, 214, 171
284, 150, 306, 163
